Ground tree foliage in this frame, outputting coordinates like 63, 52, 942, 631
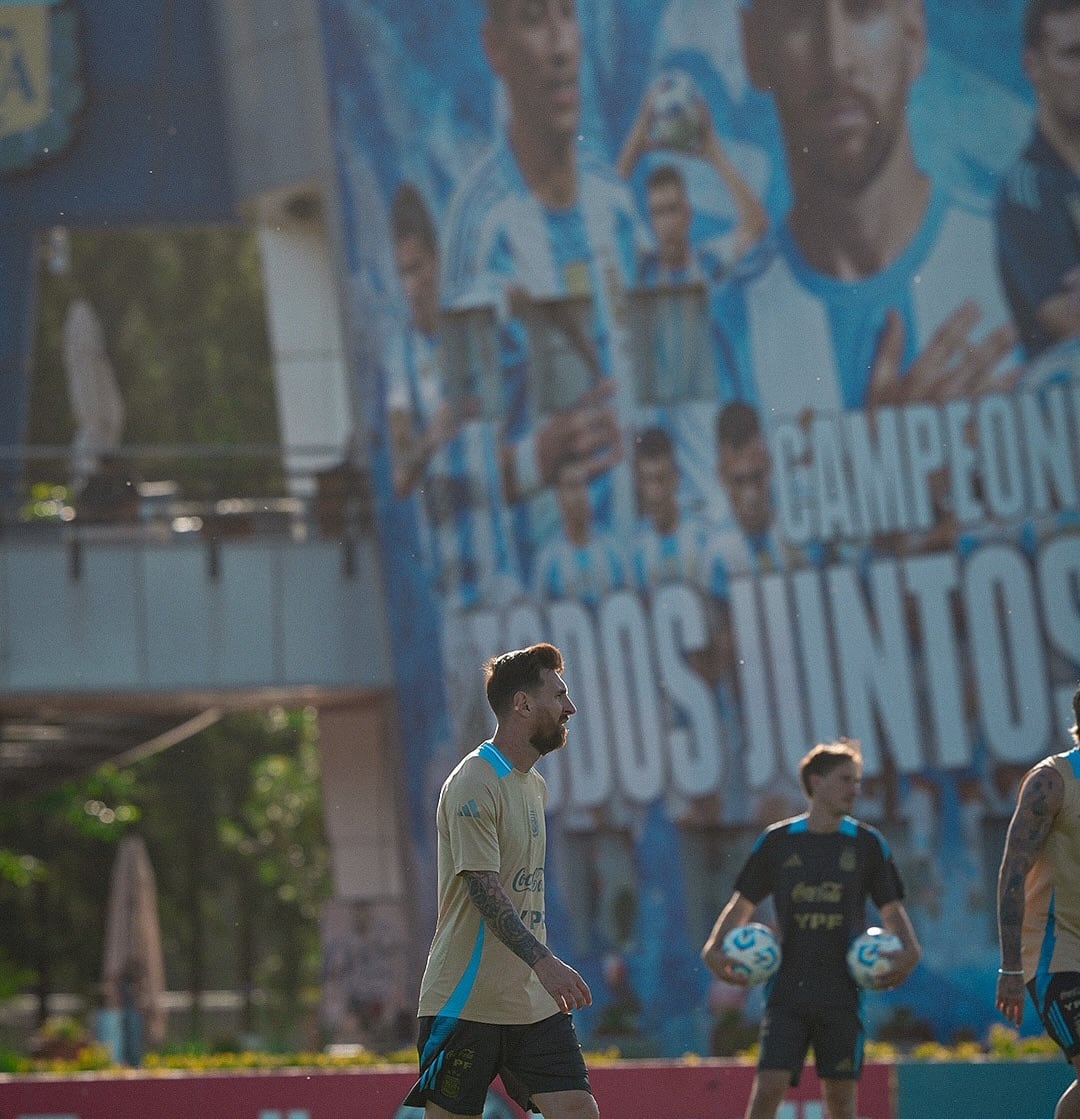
28, 226, 281, 494
0, 711, 331, 1049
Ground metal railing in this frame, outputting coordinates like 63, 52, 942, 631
0, 444, 374, 543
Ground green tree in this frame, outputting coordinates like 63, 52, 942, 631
0, 711, 331, 1051
218, 708, 331, 1046
0, 766, 140, 1020
28, 226, 280, 495
0, 851, 43, 1001
130, 710, 330, 1048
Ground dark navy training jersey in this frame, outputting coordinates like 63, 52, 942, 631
996, 127, 1080, 359
735, 815, 904, 1008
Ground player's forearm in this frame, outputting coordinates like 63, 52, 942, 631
880, 902, 921, 965
996, 767, 1061, 967
463, 869, 551, 967
395, 439, 430, 496
702, 136, 767, 246
997, 853, 1030, 968
701, 893, 754, 967
389, 414, 433, 497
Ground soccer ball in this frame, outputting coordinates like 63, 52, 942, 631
846, 927, 903, 988
647, 70, 705, 152
721, 922, 781, 985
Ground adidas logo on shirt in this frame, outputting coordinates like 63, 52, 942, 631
456, 799, 481, 818
783, 854, 803, 868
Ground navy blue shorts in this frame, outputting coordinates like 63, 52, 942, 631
758, 1000, 864, 1085
403, 1011, 592, 1115
1031, 972, 1080, 1061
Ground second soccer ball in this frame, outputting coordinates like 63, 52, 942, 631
721, 922, 781, 985
846, 927, 902, 988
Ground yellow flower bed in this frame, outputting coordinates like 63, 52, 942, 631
9, 1026, 1060, 1076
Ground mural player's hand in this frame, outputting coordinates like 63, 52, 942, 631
995, 971, 1025, 1027
534, 953, 593, 1012
427, 400, 460, 453
615, 88, 656, 177
693, 95, 724, 160
868, 303, 1021, 410
536, 379, 623, 486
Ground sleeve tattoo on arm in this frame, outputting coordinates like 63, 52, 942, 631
463, 870, 550, 967
999, 768, 1061, 962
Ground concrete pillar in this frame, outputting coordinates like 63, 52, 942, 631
317, 698, 406, 902
316, 697, 421, 1048
257, 203, 352, 494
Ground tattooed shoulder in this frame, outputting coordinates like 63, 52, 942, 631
1023, 765, 1064, 818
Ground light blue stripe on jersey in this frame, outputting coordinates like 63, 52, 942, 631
870, 826, 892, 859
772, 193, 948, 409
637, 239, 732, 287
418, 923, 487, 1072
775, 815, 858, 838
416, 744, 511, 1080
632, 528, 683, 590
1065, 748, 1080, 779
719, 187, 1014, 421
477, 740, 514, 777
1036, 892, 1058, 990
1050, 1000, 1076, 1046
751, 814, 807, 852
534, 536, 627, 607
632, 516, 727, 594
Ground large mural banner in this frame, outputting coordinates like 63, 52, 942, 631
316, 0, 1080, 1053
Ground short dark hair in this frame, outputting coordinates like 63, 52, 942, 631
716, 400, 762, 450
646, 163, 687, 195
635, 425, 675, 464
484, 643, 564, 717
799, 739, 862, 797
391, 182, 437, 255
1023, 0, 1080, 49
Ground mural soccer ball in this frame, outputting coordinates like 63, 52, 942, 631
647, 70, 705, 152
846, 927, 903, 988
721, 922, 781, 985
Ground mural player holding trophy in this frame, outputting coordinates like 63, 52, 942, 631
440, 0, 649, 550
385, 183, 524, 809
616, 79, 767, 287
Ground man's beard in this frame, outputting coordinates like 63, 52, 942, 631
532, 722, 567, 756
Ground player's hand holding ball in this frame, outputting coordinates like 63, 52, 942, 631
846, 927, 904, 989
